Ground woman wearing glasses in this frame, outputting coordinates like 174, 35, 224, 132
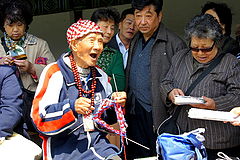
159, 14, 240, 159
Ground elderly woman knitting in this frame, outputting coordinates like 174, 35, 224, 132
159, 14, 240, 159
31, 19, 126, 160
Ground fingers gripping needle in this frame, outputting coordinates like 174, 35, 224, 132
112, 74, 118, 92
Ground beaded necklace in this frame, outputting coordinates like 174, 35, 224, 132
69, 54, 97, 108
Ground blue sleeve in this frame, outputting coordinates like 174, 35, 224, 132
0, 66, 23, 137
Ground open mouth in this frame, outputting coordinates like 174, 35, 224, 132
90, 53, 98, 59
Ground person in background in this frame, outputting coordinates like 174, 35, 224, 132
125, 0, 187, 159
201, 2, 240, 56
91, 8, 125, 92
0, 0, 55, 145
107, 8, 137, 69
160, 14, 240, 160
91, 7, 127, 150
0, 0, 55, 91
31, 19, 126, 160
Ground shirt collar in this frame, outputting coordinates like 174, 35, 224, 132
140, 25, 159, 48
116, 33, 124, 47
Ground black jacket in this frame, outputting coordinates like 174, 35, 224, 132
221, 35, 240, 56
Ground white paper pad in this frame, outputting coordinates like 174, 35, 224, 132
174, 96, 205, 105
188, 108, 240, 122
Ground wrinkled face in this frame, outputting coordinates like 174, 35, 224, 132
119, 14, 137, 40
4, 20, 26, 40
134, 5, 162, 39
71, 33, 104, 68
190, 36, 218, 64
97, 20, 115, 44
205, 9, 225, 34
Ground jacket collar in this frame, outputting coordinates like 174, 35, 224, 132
136, 23, 167, 41
57, 52, 102, 86
23, 33, 37, 47
184, 49, 218, 76
155, 23, 168, 42
185, 50, 194, 75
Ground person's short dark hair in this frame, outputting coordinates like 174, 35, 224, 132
131, 0, 163, 15
119, 8, 134, 22
90, 8, 120, 25
185, 14, 223, 44
0, 0, 33, 32
201, 2, 232, 36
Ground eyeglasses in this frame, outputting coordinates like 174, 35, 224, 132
189, 41, 215, 53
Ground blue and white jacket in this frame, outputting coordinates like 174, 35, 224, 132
31, 53, 119, 160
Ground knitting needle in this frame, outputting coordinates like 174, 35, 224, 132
112, 74, 118, 92
112, 74, 150, 151
125, 137, 150, 150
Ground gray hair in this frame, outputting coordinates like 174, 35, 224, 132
185, 14, 223, 42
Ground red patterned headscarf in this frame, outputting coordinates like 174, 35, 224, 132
66, 19, 102, 44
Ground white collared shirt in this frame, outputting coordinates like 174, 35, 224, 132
116, 34, 128, 69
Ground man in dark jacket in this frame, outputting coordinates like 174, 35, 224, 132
125, 0, 187, 159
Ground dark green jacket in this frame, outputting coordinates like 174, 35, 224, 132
97, 46, 125, 92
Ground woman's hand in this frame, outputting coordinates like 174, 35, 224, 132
168, 88, 185, 103
75, 97, 95, 115
111, 91, 127, 107
190, 96, 216, 110
229, 107, 240, 126
13, 59, 36, 74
